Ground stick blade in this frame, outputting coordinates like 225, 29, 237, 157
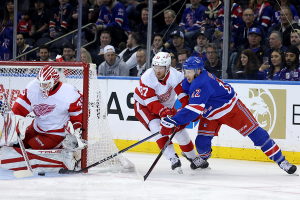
58, 168, 79, 174
13, 170, 34, 178
136, 168, 146, 181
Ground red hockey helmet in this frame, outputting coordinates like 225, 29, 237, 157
37, 65, 60, 98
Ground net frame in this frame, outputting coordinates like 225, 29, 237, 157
0, 61, 134, 173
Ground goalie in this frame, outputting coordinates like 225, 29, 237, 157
0, 65, 87, 172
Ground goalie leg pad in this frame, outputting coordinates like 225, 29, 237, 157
0, 112, 26, 146
0, 146, 68, 173
62, 150, 76, 170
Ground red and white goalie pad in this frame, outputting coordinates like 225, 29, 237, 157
0, 146, 76, 173
0, 112, 26, 146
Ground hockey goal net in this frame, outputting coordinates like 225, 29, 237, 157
0, 61, 134, 173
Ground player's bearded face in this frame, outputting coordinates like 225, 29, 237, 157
184, 69, 196, 83
153, 65, 166, 79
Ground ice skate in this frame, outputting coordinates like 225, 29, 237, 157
278, 160, 298, 175
170, 153, 183, 174
181, 152, 209, 169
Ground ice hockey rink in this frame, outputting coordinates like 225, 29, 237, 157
0, 152, 299, 200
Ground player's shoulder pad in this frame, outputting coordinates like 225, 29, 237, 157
170, 67, 184, 83
189, 70, 209, 92
28, 79, 40, 91
58, 83, 81, 103
140, 68, 159, 88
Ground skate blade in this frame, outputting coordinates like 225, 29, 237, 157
175, 167, 183, 174
193, 166, 211, 170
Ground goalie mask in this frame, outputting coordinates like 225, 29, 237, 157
37, 65, 60, 98
152, 52, 171, 80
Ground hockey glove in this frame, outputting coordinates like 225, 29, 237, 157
159, 107, 176, 118
62, 134, 87, 152
160, 116, 177, 135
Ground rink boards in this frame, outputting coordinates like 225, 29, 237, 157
1, 76, 300, 164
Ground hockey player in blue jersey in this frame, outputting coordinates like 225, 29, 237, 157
160, 56, 297, 175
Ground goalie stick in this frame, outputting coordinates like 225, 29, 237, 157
58, 132, 160, 174
0, 84, 34, 178
137, 129, 176, 181
13, 122, 34, 178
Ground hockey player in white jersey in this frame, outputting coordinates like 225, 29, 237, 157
134, 52, 204, 173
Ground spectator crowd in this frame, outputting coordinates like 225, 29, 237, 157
1, 0, 300, 81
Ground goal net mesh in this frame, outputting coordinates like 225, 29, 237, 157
0, 62, 135, 173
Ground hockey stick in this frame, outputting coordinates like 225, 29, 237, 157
13, 122, 34, 178
137, 129, 176, 181
58, 132, 160, 174
0, 85, 34, 178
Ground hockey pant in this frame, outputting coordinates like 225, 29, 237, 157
134, 101, 197, 160
23, 120, 64, 149
196, 99, 285, 163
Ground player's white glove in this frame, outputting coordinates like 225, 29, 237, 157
62, 134, 87, 152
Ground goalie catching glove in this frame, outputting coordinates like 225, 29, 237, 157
62, 128, 88, 152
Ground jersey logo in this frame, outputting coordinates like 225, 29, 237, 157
33, 103, 57, 117
285, 73, 290, 79
3, 39, 10, 48
186, 13, 193, 26
118, 8, 124, 16
157, 86, 173, 103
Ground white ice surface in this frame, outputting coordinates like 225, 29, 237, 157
0, 152, 299, 200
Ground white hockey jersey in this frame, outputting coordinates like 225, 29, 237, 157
134, 67, 189, 115
12, 80, 83, 137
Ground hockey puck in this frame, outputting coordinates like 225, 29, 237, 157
38, 172, 45, 176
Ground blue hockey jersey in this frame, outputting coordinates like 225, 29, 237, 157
271, 5, 299, 27
179, 4, 206, 32
2, 13, 21, 33
252, 2, 272, 29
201, 0, 223, 30
172, 70, 238, 125
0, 27, 13, 51
0, 45, 12, 61
96, 2, 130, 33
257, 68, 281, 80
215, 3, 244, 33
49, 4, 73, 32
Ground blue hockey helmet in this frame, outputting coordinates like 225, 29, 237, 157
182, 56, 204, 74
